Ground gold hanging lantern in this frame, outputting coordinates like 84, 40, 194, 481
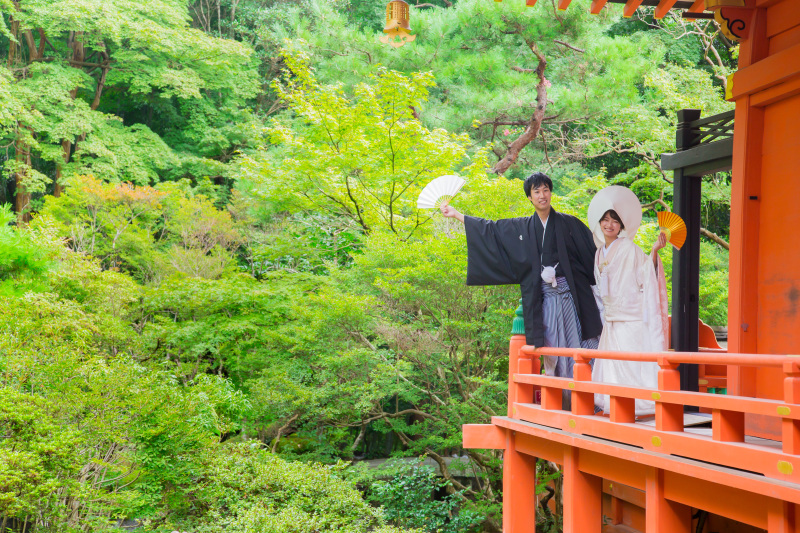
380, 0, 416, 48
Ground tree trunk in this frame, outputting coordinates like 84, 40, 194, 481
22, 27, 41, 62
55, 32, 89, 196
54, 139, 71, 197
90, 51, 109, 111
14, 135, 32, 222
6, 15, 19, 67
7, 9, 31, 220
491, 31, 549, 175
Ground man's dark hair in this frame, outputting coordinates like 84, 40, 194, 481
523, 172, 553, 197
601, 209, 625, 230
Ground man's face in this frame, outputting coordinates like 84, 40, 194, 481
529, 184, 552, 212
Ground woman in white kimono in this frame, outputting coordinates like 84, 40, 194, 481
587, 186, 669, 416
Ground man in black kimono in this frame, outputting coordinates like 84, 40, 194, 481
441, 172, 601, 409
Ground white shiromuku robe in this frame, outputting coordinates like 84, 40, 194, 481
592, 237, 669, 415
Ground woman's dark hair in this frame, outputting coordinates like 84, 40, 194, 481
523, 172, 553, 198
601, 209, 625, 230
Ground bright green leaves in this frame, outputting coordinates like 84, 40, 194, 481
244, 40, 487, 239
0, 389, 85, 523
34, 176, 243, 280
15, 0, 257, 99
69, 121, 178, 185
1, 0, 259, 203
138, 272, 317, 385
0, 205, 53, 295
180, 445, 413, 533
0, 273, 268, 530
370, 464, 482, 533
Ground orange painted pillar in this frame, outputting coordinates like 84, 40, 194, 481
502, 430, 537, 533
562, 447, 601, 533
645, 468, 691, 533
767, 500, 797, 533
726, 4, 767, 397
727, 90, 763, 397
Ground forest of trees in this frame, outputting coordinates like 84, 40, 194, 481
0, 0, 735, 531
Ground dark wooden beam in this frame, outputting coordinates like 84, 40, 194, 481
662, 111, 734, 396
661, 137, 734, 176
672, 109, 702, 401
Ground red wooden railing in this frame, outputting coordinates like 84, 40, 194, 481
509, 346, 800, 483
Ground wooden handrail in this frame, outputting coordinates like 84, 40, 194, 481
520, 345, 792, 368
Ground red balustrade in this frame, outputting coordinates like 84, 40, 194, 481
511, 345, 800, 482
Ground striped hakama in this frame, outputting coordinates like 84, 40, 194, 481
541, 277, 600, 410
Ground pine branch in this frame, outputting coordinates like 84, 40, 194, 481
700, 228, 729, 249
553, 39, 585, 53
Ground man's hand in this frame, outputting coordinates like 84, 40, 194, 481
440, 203, 465, 223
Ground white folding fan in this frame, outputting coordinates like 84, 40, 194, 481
416, 175, 466, 209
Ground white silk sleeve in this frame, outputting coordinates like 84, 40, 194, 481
642, 250, 669, 351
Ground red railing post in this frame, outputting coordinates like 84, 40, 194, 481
711, 357, 744, 442
572, 351, 594, 416
656, 358, 684, 432
712, 408, 745, 442
781, 360, 800, 454
610, 395, 636, 424
767, 499, 795, 533
541, 382, 563, 411
507, 333, 528, 418
508, 300, 535, 418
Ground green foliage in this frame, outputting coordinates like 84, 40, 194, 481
181, 445, 413, 533
0, 226, 414, 532
69, 120, 178, 185
139, 271, 319, 385
0, 0, 259, 208
238, 40, 489, 239
698, 240, 729, 326
246, 212, 364, 275
0, 2, 737, 531
0, 204, 51, 294
0, 389, 84, 525
34, 176, 244, 281
370, 464, 482, 533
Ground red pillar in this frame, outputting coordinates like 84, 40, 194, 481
726, 4, 767, 395
767, 500, 796, 533
502, 430, 538, 532
562, 447, 602, 533
645, 468, 691, 533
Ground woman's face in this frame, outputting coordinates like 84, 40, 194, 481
600, 213, 622, 240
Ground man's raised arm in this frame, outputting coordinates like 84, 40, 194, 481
440, 204, 465, 223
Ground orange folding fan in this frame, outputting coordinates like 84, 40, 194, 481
657, 211, 687, 250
